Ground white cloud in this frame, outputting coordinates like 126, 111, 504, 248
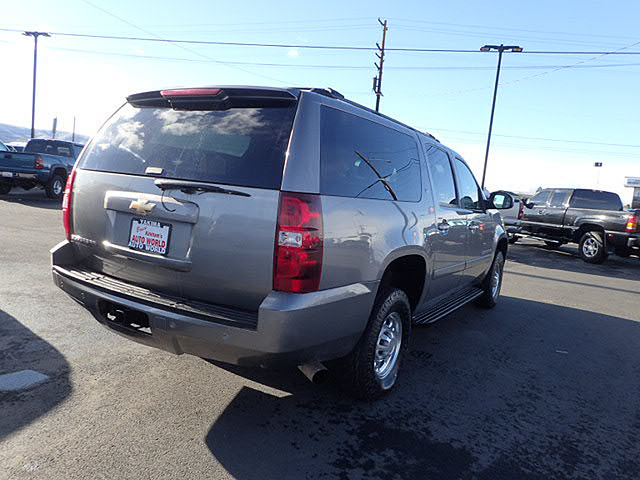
287, 49, 300, 57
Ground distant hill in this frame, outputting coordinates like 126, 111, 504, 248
0, 123, 90, 144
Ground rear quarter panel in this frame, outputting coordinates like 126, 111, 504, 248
320, 196, 434, 289
285, 92, 436, 291
565, 208, 630, 232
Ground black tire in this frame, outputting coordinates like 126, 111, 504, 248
578, 231, 607, 264
476, 251, 505, 309
337, 288, 411, 401
543, 240, 563, 249
508, 235, 519, 244
45, 174, 66, 200
0, 183, 10, 195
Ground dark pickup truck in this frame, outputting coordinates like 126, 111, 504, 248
0, 139, 84, 199
518, 188, 639, 263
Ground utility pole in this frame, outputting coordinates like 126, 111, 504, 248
479, 44, 523, 188
594, 161, 603, 187
72, 117, 76, 142
373, 18, 388, 112
23, 31, 50, 139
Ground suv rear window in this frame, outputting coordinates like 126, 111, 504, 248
79, 102, 297, 189
320, 106, 421, 202
569, 189, 623, 211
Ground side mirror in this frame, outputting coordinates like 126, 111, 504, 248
489, 192, 514, 210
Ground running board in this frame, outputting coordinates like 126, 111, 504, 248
412, 286, 484, 325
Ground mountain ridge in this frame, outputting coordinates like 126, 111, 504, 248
0, 123, 90, 144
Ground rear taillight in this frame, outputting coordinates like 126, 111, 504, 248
62, 168, 77, 241
627, 214, 639, 233
35, 155, 44, 169
517, 201, 524, 220
274, 192, 323, 293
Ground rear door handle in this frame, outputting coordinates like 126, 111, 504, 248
437, 220, 450, 232
538, 209, 545, 214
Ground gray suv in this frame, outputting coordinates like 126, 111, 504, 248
51, 86, 511, 399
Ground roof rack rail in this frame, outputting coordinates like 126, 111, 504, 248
308, 88, 345, 100
302, 86, 441, 144
424, 131, 439, 142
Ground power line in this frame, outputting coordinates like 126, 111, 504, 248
40, 45, 640, 70
407, 38, 640, 98
392, 25, 628, 49
443, 136, 640, 159
134, 17, 376, 28
2, 26, 640, 54
424, 127, 640, 149
389, 18, 639, 42
76, 0, 287, 85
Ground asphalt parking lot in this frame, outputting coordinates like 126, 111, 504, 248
1, 188, 639, 480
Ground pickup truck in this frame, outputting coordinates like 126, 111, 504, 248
518, 188, 639, 263
0, 139, 84, 199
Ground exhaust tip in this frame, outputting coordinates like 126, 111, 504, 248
298, 361, 329, 385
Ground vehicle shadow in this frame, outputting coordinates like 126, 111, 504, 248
205, 296, 640, 480
0, 309, 72, 439
0, 188, 61, 210
509, 239, 640, 281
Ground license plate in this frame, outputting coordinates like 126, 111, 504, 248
128, 218, 171, 255
1, 171, 13, 178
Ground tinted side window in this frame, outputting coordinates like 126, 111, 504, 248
549, 190, 571, 207
426, 146, 457, 206
569, 190, 623, 211
320, 106, 421, 202
530, 190, 551, 206
454, 159, 482, 210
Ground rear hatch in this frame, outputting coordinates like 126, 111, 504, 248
71, 87, 298, 311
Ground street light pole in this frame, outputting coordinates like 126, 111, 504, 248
479, 44, 522, 189
23, 31, 50, 139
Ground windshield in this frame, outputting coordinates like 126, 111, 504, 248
79, 102, 297, 190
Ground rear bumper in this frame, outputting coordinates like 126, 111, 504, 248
605, 231, 640, 251
51, 241, 376, 367
0, 169, 49, 184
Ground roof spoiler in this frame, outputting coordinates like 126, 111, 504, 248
127, 87, 297, 110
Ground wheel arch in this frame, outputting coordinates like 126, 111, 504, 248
573, 223, 605, 242
375, 248, 429, 313
50, 166, 68, 180
496, 235, 508, 259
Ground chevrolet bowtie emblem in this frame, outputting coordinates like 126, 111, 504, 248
129, 199, 156, 215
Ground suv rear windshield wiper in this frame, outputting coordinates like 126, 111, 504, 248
354, 150, 398, 201
154, 179, 251, 197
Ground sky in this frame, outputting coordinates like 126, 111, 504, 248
1, 0, 639, 204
